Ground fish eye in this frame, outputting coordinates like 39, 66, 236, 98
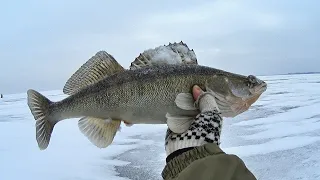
247, 75, 257, 84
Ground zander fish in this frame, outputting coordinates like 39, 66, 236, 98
27, 42, 267, 150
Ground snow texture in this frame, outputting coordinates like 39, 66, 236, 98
0, 74, 320, 180
142, 43, 196, 64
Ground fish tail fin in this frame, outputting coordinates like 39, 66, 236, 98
27, 89, 57, 150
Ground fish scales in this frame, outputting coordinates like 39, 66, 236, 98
53, 64, 227, 124
27, 47, 267, 150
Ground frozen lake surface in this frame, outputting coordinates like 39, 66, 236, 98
1, 74, 320, 180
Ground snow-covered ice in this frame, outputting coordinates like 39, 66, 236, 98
0, 74, 319, 180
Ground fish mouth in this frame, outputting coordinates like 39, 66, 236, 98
253, 81, 267, 94
258, 82, 267, 92
246, 75, 267, 94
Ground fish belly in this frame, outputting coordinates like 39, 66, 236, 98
109, 103, 199, 124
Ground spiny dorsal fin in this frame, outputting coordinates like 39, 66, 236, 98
129, 41, 198, 70
63, 51, 125, 95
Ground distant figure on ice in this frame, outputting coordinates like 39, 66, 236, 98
0, 94, 3, 98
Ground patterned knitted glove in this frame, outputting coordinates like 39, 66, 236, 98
165, 85, 223, 156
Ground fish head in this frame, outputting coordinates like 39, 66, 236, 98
228, 75, 267, 99
209, 74, 267, 117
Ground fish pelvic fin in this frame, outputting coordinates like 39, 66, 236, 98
78, 117, 121, 148
129, 41, 198, 70
63, 51, 125, 95
27, 89, 57, 150
166, 113, 194, 134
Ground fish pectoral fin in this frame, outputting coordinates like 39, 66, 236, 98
129, 41, 198, 70
78, 117, 121, 148
203, 85, 237, 118
63, 51, 125, 95
175, 93, 197, 111
213, 90, 245, 118
166, 113, 193, 134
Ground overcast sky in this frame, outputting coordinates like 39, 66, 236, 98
0, 0, 319, 94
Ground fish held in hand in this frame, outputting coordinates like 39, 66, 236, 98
27, 42, 267, 150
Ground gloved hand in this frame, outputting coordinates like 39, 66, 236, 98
165, 85, 223, 157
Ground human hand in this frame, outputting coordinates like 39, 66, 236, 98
165, 85, 223, 156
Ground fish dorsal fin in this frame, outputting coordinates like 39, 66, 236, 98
129, 41, 198, 70
63, 51, 125, 95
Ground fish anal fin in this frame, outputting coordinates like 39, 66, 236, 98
78, 117, 121, 148
123, 120, 134, 127
63, 51, 125, 95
